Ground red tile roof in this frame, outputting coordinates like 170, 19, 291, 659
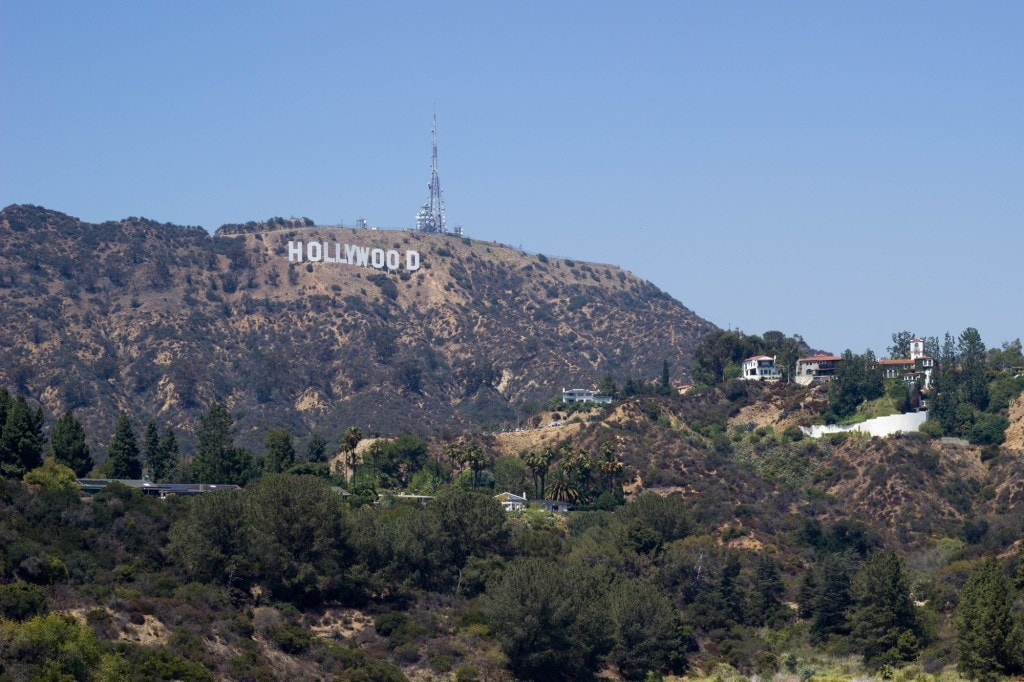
798, 355, 843, 362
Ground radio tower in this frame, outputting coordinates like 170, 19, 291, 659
415, 112, 448, 233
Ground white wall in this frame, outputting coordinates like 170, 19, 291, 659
800, 411, 929, 439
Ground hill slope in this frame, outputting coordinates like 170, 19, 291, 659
0, 204, 716, 452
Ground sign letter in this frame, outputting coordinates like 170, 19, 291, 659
288, 241, 303, 262
307, 242, 322, 262
371, 249, 385, 269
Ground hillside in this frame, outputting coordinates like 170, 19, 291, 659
0, 204, 716, 455
489, 382, 1024, 551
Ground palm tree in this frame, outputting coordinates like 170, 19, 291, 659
459, 443, 486, 488
545, 469, 580, 503
599, 441, 623, 493
523, 447, 553, 499
340, 426, 362, 483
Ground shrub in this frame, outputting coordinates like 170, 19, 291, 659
918, 419, 943, 438
0, 582, 47, 620
271, 623, 312, 654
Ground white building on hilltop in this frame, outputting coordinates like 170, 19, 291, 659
740, 355, 782, 382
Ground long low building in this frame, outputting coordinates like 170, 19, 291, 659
76, 478, 241, 498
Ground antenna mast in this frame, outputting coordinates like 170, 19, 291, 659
416, 111, 448, 233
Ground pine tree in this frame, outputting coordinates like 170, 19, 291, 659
0, 387, 10, 434
808, 554, 854, 642
107, 414, 142, 479
262, 428, 296, 474
955, 558, 1014, 680
748, 554, 787, 627
658, 360, 672, 395
958, 327, 989, 410
306, 432, 328, 463
50, 410, 93, 477
848, 551, 923, 668
0, 395, 44, 478
142, 421, 160, 479
191, 403, 254, 484
153, 425, 179, 482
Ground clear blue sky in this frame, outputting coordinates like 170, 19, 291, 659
3, 2, 1022, 356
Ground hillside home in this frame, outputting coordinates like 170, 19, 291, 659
741, 355, 782, 382
562, 388, 613, 404
795, 355, 843, 386
495, 491, 528, 512
878, 338, 935, 389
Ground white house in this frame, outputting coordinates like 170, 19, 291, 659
562, 388, 613, 404
495, 491, 528, 512
740, 355, 782, 382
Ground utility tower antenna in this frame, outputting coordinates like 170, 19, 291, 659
415, 109, 448, 233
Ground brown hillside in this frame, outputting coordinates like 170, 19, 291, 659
0, 204, 716, 454
485, 384, 1023, 550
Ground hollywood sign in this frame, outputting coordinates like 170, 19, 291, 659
287, 241, 421, 272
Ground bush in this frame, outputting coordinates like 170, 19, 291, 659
270, 623, 312, 654
918, 419, 943, 438
0, 582, 47, 620
374, 611, 409, 637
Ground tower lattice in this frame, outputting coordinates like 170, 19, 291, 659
416, 113, 448, 233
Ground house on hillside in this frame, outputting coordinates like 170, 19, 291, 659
535, 499, 575, 513
494, 492, 575, 513
495, 491, 528, 512
878, 338, 935, 389
740, 355, 782, 382
795, 354, 843, 386
562, 388, 613, 405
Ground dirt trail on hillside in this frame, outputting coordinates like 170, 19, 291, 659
491, 423, 583, 456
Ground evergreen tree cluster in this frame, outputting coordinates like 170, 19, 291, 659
930, 329, 1024, 444
691, 329, 807, 385
0, 387, 44, 478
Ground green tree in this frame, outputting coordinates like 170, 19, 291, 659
658, 360, 672, 395
804, 553, 855, 642
988, 338, 1024, 372
263, 428, 296, 474
958, 327, 989, 410
151, 424, 179, 482
955, 557, 1017, 680
887, 331, 916, 359
848, 551, 923, 668
167, 488, 251, 589
599, 440, 624, 494
748, 553, 787, 627
50, 410, 92, 477
523, 446, 554, 499
107, 414, 142, 479
0, 613, 106, 679
192, 403, 255, 485
426, 487, 509, 587
597, 373, 618, 398
828, 349, 884, 420
23, 458, 79, 491
339, 426, 362, 482
0, 395, 44, 478
545, 468, 580, 503
244, 474, 351, 604
484, 558, 611, 680
0, 387, 9, 436
142, 420, 160, 477
306, 432, 328, 463
607, 578, 684, 679
492, 454, 528, 494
